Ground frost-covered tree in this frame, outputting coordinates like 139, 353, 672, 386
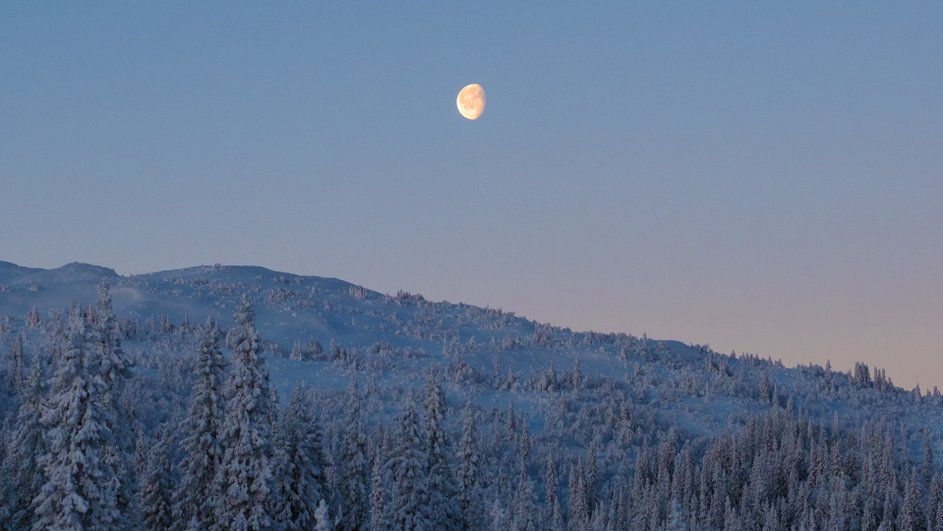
271, 386, 327, 531
32, 308, 124, 530
388, 395, 431, 530
213, 295, 275, 531
511, 465, 538, 531
7, 334, 25, 394
665, 498, 688, 531
898, 469, 923, 531
424, 373, 460, 530
568, 460, 589, 531
337, 382, 369, 531
90, 281, 135, 528
457, 403, 484, 530
2, 365, 46, 529
545, 457, 564, 531
173, 317, 226, 531
369, 429, 391, 531
141, 428, 174, 531
314, 499, 332, 531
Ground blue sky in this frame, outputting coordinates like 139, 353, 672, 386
2, 2, 941, 387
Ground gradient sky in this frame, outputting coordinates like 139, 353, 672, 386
2, 2, 942, 388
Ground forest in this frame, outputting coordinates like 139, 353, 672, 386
0, 268, 941, 530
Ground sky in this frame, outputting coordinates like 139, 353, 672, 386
2, 2, 942, 388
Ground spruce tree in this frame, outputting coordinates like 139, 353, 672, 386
32, 308, 123, 530
511, 464, 537, 531
213, 295, 275, 531
369, 429, 391, 531
337, 382, 369, 531
271, 386, 327, 531
173, 317, 226, 530
91, 281, 135, 528
313, 499, 332, 531
457, 404, 483, 530
2, 365, 46, 529
898, 470, 923, 531
545, 457, 564, 531
7, 333, 25, 394
389, 396, 431, 531
568, 459, 589, 531
141, 428, 174, 531
424, 373, 460, 530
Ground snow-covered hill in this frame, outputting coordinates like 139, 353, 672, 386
1, 260, 941, 529
1, 261, 937, 441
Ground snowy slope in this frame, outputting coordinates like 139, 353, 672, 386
0, 260, 940, 455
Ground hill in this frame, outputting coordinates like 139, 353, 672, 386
0, 260, 941, 529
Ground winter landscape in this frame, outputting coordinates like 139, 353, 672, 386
4, 3, 942, 530
0, 261, 940, 530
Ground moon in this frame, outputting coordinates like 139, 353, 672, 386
456, 83, 485, 120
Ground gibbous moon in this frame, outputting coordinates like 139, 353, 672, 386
456, 83, 485, 120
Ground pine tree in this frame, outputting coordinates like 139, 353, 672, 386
2, 365, 46, 529
585, 446, 598, 517
141, 428, 174, 531
173, 317, 227, 531
424, 373, 460, 530
511, 464, 538, 531
7, 333, 25, 394
568, 460, 589, 531
92, 281, 133, 391
213, 295, 276, 531
545, 457, 564, 531
388, 396, 431, 531
457, 404, 483, 530
665, 498, 689, 531
898, 470, 923, 531
271, 386, 327, 531
32, 308, 123, 530
337, 382, 369, 531
314, 499, 332, 531
90, 281, 135, 529
927, 473, 942, 531
369, 432, 391, 531
723, 496, 741, 531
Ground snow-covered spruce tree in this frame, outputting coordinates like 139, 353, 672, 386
567, 459, 589, 531
337, 381, 369, 531
511, 464, 538, 531
544, 457, 564, 531
898, 469, 924, 531
271, 386, 328, 530
369, 428, 391, 531
423, 372, 461, 530
89, 281, 135, 528
2, 365, 46, 529
457, 403, 484, 530
388, 395, 431, 531
7, 333, 24, 394
141, 427, 174, 531
173, 317, 226, 531
313, 499, 332, 531
32, 307, 124, 530
213, 295, 276, 531
665, 498, 689, 531
584, 445, 597, 518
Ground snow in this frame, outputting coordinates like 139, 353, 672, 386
3, 260, 942, 529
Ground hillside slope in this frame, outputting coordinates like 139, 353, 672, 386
1, 260, 941, 529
